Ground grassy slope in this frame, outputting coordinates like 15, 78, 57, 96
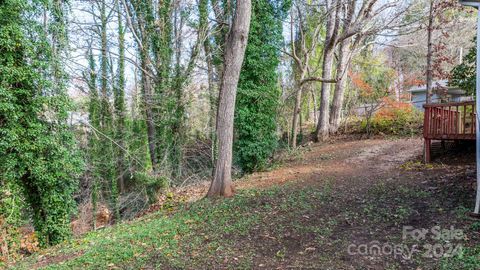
12, 177, 480, 270
13, 185, 334, 270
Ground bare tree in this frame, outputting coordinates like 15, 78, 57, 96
286, 1, 328, 148
288, 5, 316, 148
329, 0, 357, 134
315, 0, 411, 140
316, 0, 341, 141
425, 0, 460, 104
207, 0, 252, 197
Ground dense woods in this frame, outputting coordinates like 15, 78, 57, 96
1, 0, 479, 266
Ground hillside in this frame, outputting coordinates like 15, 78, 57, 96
11, 138, 480, 269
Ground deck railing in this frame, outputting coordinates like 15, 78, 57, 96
423, 101, 476, 141
423, 101, 476, 162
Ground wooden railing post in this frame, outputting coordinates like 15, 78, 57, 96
423, 107, 430, 138
424, 107, 431, 163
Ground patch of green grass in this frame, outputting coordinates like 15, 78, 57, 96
470, 221, 480, 231
440, 246, 480, 270
359, 183, 425, 225
400, 160, 435, 170
455, 206, 471, 219
266, 160, 284, 171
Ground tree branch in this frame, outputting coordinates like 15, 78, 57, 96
301, 77, 338, 85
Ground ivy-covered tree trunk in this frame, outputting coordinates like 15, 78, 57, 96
128, 0, 203, 180
88, 0, 118, 221
115, 0, 127, 193
85, 46, 101, 229
128, 78, 150, 173
234, 0, 291, 172
140, 48, 158, 171
0, 0, 81, 246
152, 0, 175, 176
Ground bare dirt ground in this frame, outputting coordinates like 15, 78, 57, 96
172, 137, 423, 201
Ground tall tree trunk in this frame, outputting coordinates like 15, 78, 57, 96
86, 46, 100, 230
329, 39, 350, 134
315, 0, 340, 141
140, 50, 158, 172
426, 0, 434, 104
201, 0, 216, 175
316, 48, 335, 141
207, 0, 252, 198
206, 42, 217, 176
307, 85, 314, 123
328, 0, 356, 135
291, 87, 302, 148
306, 87, 311, 123
115, 0, 127, 192
100, 0, 109, 106
100, 0, 119, 220
312, 88, 317, 124
291, 74, 305, 148
171, 4, 184, 179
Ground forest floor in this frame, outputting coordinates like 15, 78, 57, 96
11, 136, 480, 270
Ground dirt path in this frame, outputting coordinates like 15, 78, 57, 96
247, 138, 422, 187
174, 138, 423, 201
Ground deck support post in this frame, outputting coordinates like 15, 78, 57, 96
424, 139, 431, 163
475, 6, 480, 214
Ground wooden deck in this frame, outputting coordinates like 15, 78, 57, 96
423, 101, 476, 162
